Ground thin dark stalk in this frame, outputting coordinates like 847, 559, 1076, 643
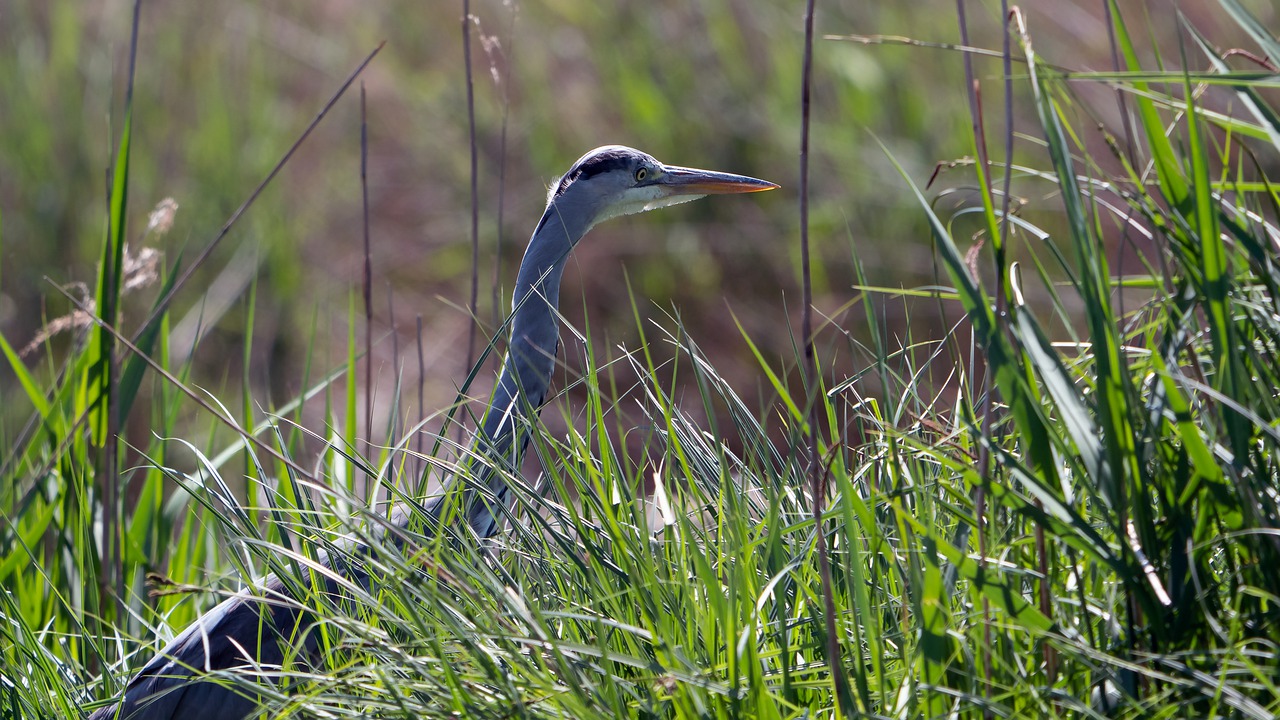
417, 314, 426, 479
361, 82, 374, 479
133, 43, 384, 340
388, 282, 400, 449
102, 0, 143, 638
954, 0, 994, 703
491, 12, 516, 332
799, 0, 849, 713
1099, 0, 1146, 690
1101, 1, 1138, 173
492, 129, 506, 332
999, 4, 1014, 302
1098, 0, 1135, 378
1099, 2, 1172, 323
997, 0, 1058, 687
462, 0, 480, 376
103, 126, 119, 655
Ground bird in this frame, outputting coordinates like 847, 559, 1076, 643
87, 145, 778, 720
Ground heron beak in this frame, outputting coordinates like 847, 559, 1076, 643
658, 165, 780, 196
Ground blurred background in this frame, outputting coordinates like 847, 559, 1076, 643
1, 0, 1275, 460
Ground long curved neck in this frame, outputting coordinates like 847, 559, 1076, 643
466, 200, 593, 536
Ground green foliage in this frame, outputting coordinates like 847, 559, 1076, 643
4, 2, 1280, 719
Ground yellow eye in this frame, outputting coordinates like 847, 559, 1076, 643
635, 167, 648, 182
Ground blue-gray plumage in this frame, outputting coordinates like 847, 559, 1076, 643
87, 145, 776, 719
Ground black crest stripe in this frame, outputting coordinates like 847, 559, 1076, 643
554, 148, 633, 197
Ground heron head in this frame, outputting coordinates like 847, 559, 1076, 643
549, 145, 778, 230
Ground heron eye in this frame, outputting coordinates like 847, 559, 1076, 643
635, 167, 648, 182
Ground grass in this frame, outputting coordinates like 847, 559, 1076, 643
4, 1, 1280, 718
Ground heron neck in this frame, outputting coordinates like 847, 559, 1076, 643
462, 202, 589, 537
479, 201, 592, 448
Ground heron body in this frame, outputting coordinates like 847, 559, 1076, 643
88, 146, 776, 719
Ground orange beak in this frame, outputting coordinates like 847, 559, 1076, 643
658, 166, 780, 195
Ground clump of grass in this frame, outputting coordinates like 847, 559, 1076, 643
4, 2, 1280, 719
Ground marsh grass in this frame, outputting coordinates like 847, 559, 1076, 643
4, 1, 1280, 718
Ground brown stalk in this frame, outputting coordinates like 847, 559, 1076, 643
799, 0, 852, 713
462, 1, 480, 378
954, 0, 997, 704
361, 82, 374, 481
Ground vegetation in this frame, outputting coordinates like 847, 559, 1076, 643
3, 0, 1280, 717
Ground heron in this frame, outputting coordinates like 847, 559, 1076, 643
88, 145, 777, 720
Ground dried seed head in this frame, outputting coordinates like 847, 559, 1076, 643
123, 247, 160, 293
145, 197, 179, 237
